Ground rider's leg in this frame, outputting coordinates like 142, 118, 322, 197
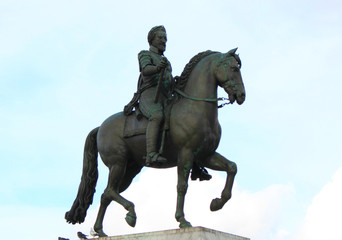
139, 88, 167, 165
146, 110, 167, 165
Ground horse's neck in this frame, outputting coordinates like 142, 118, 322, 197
182, 55, 219, 116
184, 55, 218, 102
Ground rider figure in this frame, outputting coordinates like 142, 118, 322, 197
128, 25, 211, 180
138, 25, 172, 166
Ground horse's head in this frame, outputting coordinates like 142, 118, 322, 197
215, 48, 245, 105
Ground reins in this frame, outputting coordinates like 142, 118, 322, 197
174, 88, 231, 108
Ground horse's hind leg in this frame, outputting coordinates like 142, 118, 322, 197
93, 190, 111, 237
202, 152, 237, 211
94, 160, 138, 237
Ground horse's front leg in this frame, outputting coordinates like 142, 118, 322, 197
202, 152, 237, 211
175, 148, 193, 228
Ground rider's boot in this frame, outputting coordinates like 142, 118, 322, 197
146, 152, 167, 166
145, 118, 167, 166
191, 164, 212, 181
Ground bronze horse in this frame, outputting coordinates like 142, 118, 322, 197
65, 48, 245, 237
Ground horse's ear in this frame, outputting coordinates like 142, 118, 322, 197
228, 48, 238, 55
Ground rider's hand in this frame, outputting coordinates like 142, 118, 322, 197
157, 58, 167, 72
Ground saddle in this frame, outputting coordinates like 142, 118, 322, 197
123, 103, 171, 138
123, 111, 149, 138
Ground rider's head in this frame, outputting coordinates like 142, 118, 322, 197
148, 25, 167, 54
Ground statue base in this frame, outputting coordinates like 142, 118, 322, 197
87, 227, 249, 240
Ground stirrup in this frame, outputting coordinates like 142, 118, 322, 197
146, 152, 167, 166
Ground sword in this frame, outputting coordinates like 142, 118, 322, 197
154, 58, 166, 103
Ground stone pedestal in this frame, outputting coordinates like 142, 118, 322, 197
88, 227, 249, 240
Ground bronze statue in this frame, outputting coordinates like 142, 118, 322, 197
65, 26, 245, 237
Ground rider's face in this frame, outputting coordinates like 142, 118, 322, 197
151, 31, 167, 54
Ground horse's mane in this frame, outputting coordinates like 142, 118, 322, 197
175, 50, 218, 91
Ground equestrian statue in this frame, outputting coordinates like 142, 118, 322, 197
65, 25, 246, 237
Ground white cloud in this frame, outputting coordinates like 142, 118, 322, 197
73, 168, 293, 240
296, 167, 342, 240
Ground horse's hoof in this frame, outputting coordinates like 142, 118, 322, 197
125, 212, 137, 227
179, 221, 192, 228
94, 228, 107, 237
210, 198, 223, 211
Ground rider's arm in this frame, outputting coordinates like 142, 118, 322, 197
142, 65, 161, 76
138, 51, 167, 76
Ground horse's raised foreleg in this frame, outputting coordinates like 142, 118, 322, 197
175, 148, 193, 228
94, 161, 137, 237
202, 152, 237, 211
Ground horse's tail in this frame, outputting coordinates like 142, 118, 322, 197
65, 127, 99, 224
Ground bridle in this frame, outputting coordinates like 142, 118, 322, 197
173, 52, 241, 108
173, 87, 231, 108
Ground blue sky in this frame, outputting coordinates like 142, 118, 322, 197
1, 0, 342, 239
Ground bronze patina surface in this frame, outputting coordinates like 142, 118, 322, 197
65, 26, 245, 237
